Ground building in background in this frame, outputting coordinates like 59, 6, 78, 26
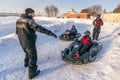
64, 8, 90, 19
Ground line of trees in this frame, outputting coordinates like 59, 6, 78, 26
34, 3, 120, 17
43, 3, 120, 17
80, 3, 120, 16
44, 5, 103, 17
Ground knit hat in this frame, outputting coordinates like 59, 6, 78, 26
25, 8, 35, 14
84, 30, 91, 35
96, 14, 101, 18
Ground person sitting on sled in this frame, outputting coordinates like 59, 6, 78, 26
69, 25, 77, 37
63, 29, 70, 38
64, 29, 70, 35
74, 31, 92, 58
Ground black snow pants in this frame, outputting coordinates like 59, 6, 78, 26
79, 44, 90, 56
23, 44, 37, 68
17, 30, 38, 69
92, 26, 101, 40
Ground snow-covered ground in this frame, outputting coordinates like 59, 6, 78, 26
0, 16, 120, 80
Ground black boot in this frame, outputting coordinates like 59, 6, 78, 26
24, 58, 29, 67
24, 53, 29, 67
28, 66, 40, 79
24, 63, 28, 67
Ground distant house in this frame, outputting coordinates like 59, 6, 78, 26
64, 8, 90, 19
64, 13, 90, 19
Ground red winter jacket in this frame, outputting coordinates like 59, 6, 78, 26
93, 18, 103, 26
81, 36, 92, 46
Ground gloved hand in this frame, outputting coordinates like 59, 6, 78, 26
49, 31, 57, 38
75, 39, 79, 42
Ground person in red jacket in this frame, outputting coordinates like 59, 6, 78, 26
92, 14, 103, 40
79, 31, 92, 55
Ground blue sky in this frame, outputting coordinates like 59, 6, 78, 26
0, 0, 120, 15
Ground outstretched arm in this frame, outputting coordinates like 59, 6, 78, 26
28, 19, 57, 38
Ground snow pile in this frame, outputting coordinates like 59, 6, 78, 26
0, 17, 120, 80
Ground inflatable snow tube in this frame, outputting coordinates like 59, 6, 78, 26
61, 41, 103, 64
59, 33, 81, 41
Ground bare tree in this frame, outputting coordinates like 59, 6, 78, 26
93, 5, 102, 14
54, 6, 59, 17
45, 6, 51, 17
44, 5, 59, 17
113, 3, 120, 13
81, 5, 102, 16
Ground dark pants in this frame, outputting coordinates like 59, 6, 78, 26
18, 34, 38, 75
69, 32, 76, 37
22, 39, 38, 77
92, 26, 101, 40
79, 44, 89, 55
23, 46, 37, 67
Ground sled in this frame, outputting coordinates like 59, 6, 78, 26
61, 40, 103, 64
59, 33, 81, 41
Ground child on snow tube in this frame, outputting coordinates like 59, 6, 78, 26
69, 25, 77, 37
74, 31, 92, 58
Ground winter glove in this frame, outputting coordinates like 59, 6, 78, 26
75, 39, 79, 42
49, 31, 57, 38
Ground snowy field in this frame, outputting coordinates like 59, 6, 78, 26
0, 16, 120, 80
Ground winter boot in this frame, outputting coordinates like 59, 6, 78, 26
28, 66, 40, 79
24, 54, 29, 67
24, 63, 28, 67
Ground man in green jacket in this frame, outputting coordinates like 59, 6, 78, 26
16, 8, 57, 79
